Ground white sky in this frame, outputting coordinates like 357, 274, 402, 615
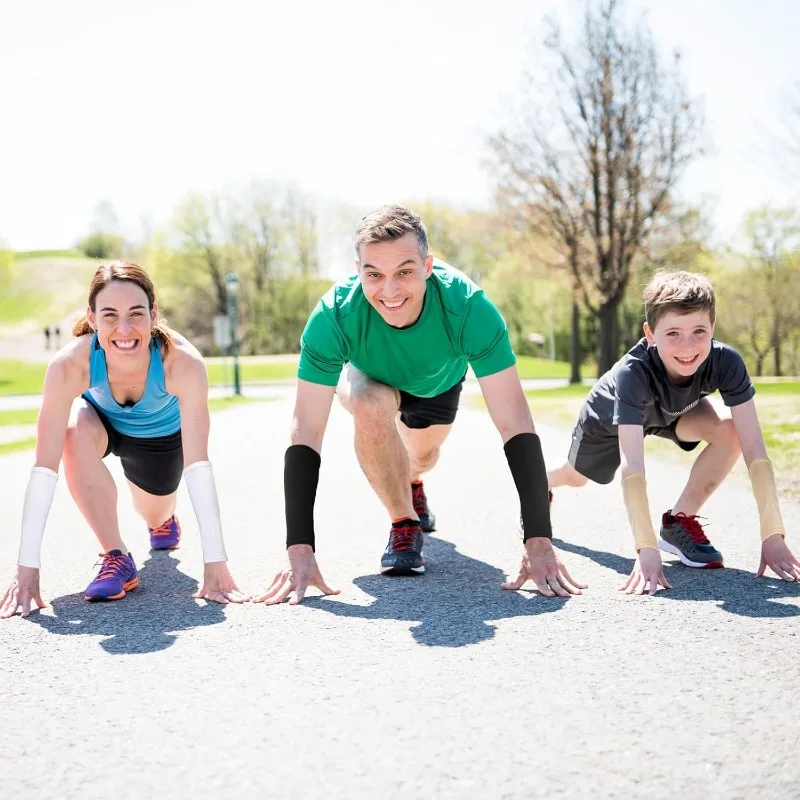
1, 0, 798, 251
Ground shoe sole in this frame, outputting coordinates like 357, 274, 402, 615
659, 539, 723, 569
150, 541, 180, 550
84, 576, 139, 602
380, 563, 425, 576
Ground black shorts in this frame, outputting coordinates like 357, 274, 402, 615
84, 398, 184, 496
398, 375, 466, 429
567, 418, 700, 485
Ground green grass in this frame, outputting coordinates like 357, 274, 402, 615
0, 409, 39, 426
205, 361, 297, 385
0, 437, 38, 456
13, 250, 82, 259
0, 360, 47, 395
0, 290, 42, 326
515, 356, 571, 379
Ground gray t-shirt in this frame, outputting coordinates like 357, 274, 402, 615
579, 338, 755, 436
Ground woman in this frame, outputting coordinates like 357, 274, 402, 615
1, 260, 248, 617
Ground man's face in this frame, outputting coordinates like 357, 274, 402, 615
88, 280, 156, 361
357, 232, 433, 328
644, 309, 715, 381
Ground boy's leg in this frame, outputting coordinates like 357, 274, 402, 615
548, 463, 589, 489
670, 398, 741, 516
337, 364, 416, 522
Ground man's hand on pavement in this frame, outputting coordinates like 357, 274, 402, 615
252, 545, 340, 606
501, 538, 587, 597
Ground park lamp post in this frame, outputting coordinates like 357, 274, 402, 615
224, 272, 242, 396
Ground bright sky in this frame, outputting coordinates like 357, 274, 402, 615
1, 0, 798, 251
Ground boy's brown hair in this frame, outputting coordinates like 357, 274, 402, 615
643, 270, 716, 331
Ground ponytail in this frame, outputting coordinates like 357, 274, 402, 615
72, 316, 94, 337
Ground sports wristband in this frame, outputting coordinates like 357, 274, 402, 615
503, 432, 553, 541
748, 458, 785, 542
285, 444, 321, 550
621, 472, 659, 551
18, 467, 59, 569
183, 461, 228, 563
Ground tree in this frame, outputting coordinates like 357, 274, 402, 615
490, 0, 702, 374
77, 200, 125, 259
742, 207, 800, 377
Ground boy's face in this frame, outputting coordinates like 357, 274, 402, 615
644, 309, 715, 381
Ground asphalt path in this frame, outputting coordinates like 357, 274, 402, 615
1, 394, 798, 799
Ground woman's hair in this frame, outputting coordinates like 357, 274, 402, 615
72, 260, 173, 356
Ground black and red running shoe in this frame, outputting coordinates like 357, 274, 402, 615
380, 518, 425, 576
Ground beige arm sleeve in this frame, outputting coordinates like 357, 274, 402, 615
748, 458, 785, 542
621, 472, 659, 552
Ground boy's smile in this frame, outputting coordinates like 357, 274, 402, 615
644, 309, 715, 382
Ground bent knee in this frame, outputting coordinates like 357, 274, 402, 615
64, 412, 105, 459
346, 383, 398, 422
568, 470, 590, 487
412, 448, 439, 473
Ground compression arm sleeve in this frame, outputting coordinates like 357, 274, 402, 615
621, 473, 659, 552
748, 458, 786, 542
503, 433, 553, 541
17, 467, 59, 569
284, 444, 321, 550
183, 461, 228, 563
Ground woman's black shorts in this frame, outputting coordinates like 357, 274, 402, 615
84, 397, 184, 496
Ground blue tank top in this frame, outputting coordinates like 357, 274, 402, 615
84, 333, 182, 438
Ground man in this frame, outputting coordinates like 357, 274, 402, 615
254, 205, 585, 606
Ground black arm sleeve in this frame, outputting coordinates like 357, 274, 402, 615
503, 432, 553, 541
284, 444, 321, 550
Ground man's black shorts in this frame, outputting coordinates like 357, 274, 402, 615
398, 375, 466, 429
84, 397, 184, 496
568, 417, 700, 485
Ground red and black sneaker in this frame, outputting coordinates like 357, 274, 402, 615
659, 511, 724, 568
411, 481, 436, 532
380, 518, 425, 576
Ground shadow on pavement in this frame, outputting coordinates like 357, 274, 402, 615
303, 534, 571, 647
29, 551, 226, 654
554, 538, 800, 618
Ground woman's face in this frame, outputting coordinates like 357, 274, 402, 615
88, 280, 157, 361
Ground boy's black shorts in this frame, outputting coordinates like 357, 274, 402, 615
398, 374, 466, 429
84, 397, 184, 496
568, 418, 700, 485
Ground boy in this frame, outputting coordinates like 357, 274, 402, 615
544, 270, 800, 595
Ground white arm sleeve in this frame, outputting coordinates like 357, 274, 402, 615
18, 467, 59, 569
183, 461, 228, 563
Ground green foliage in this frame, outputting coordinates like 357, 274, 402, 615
77, 232, 124, 260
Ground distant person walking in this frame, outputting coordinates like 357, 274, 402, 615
43, 326, 51, 350
54, 325, 61, 348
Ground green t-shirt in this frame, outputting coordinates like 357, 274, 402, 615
297, 260, 516, 397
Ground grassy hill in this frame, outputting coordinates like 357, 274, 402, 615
0, 254, 97, 331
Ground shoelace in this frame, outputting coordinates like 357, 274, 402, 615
411, 483, 426, 514
94, 553, 128, 580
673, 513, 710, 544
389, 524, 420, 552
150, 517, 175, 536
